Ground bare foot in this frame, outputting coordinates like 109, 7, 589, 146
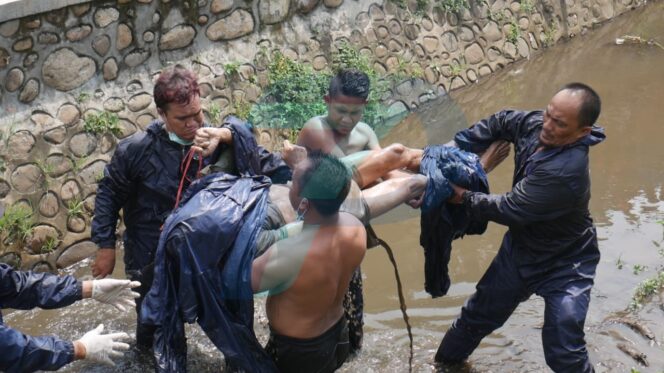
479, 140, 510, 173
282, 140, 308, 169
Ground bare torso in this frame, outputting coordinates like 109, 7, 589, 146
298, 116, 380, 157
258, 213, 366, 338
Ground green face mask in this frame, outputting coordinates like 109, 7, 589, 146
168, 131, 193, 146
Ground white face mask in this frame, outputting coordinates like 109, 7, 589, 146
295, 199, 309, 221
168, 131, 193, 146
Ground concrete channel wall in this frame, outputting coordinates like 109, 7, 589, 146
0, 0, 646, 271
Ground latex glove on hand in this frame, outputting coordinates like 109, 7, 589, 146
91, 279, 141, 312
76, 324, 130, 366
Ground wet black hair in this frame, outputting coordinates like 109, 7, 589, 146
559, 82, 601, 127
298, 151, 352, 216
328, 69, 370, 100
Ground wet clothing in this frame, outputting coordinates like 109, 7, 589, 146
265, 317, 350, 373
91, 117, 290, 347
343, 269, 364, 353
141, 119, 280, 372
436, 110, 605, 373
419, 145, 489, 297
436, 239, 596, 372
0, 263, 82, 372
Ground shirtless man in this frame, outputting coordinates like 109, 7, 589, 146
298, 69, 378, 157
252, 152, 366, 373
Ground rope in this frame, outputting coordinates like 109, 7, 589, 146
174, 148, 203, 210
368, 226, 414, 372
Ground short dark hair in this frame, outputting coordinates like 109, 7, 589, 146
154, 64, 200, 111
298, 151, 351, 216
558, 82, 601, 127
328, 69, 370, 100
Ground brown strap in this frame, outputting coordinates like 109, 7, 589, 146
366, 224, 414, 372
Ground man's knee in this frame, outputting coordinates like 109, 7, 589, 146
383, 143, 407, 164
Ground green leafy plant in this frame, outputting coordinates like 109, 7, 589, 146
247, 41, 417, 138
507, 20, 521, 43
520, 0, 535, 14
450, 59, 466, 77
207, 102, 223, 125
632, 264, 647, 275
95, 169, 105, 183
391, 0, 407, 8
415, 0, 430, 15
84, 111, 120, 136
66, 197, 85, 219
40, 237, 59, 253
76, 92, 91, 104
542, 22, 558, 47
70, 156, 88, 174
35, 160, 55, 190
1, 117, 18, 148
233, 98, 253, 121
0, 204, 34, 245
223, 61, 241, 79
629, 271, 664, 311
484, 0, 506, 23
247, 51, 329, 133
434, 0, 469, 14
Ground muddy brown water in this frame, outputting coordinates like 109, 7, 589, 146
5, 3, 664, 372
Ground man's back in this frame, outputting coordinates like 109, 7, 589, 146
263, 212, 365, 338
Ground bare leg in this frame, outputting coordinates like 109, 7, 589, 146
282, 140, 423, 189
353, 144, 423, 188
362, 174, 427, 219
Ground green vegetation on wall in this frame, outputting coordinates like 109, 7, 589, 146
83, 111, 121, 136
391, 0, 470, 15
0, 204, 34, 246
247, 42, 396, 138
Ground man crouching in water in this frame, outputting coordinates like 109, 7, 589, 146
252, 151, 367, 373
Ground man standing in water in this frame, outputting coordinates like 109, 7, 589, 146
90, 66, 289, 351
297, 68, 415, 352
440, 83, 605, 372
252, 152, 366, 373
90, 65, 207, 350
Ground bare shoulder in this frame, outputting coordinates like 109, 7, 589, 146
338, 213, 367, 257
301, 116, 326, 130
298, 116, 328, 148
355, 121, 374, 132
353, 122, 379, 149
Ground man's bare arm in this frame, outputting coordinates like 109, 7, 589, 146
252, 240, 307, 294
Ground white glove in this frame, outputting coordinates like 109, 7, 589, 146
91, 279, 141, 312
77, 324, 130, 365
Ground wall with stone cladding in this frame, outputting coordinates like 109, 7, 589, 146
0, 0, 645, 270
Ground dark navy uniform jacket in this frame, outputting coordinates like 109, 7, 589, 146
0, 263, 82, 372
91, 118, 290, 275
454, 110, 606, 283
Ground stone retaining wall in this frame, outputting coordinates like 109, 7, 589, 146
0, 0, 646, 270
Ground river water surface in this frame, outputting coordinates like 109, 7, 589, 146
5, 3, 664, 372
